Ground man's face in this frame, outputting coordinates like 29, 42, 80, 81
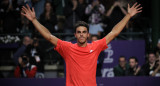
23, 36, 31, 46
91, 36, 98, 41
78, 0, 84, 4
148, 54, 156, 64
119, 57, 126, 68
45, 2, 51, 12
129, 59, 137, 68
75, 26, 89, 44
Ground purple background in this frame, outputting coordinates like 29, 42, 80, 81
1, 77, 160, 86
71, 40, 145, 77
102, 40, 145, 77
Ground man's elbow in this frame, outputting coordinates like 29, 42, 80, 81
45, 35, 52, 41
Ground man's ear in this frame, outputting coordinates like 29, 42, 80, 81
88, 33, 90, 38
74, 33, 76, 38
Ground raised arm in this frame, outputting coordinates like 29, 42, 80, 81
106, 1, 118, 17
21, 5, 58, 46
105, 2, 142, 44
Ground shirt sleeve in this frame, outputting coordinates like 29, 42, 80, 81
93, 38, 108, 51
14, 66, 21, 78
54, 39, 71, 60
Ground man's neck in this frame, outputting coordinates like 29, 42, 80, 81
149, 62, 155, 66
77, 42, 87, 47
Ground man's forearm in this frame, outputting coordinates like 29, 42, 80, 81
32, 19, 58, 43
31, 19, 58, 46
151, 67, 160, 76
31, 19, 52, 39
111, 14, 131, 36
32, 19, 50, 33
105, 2, 142, 45
106, 6, 114, 16
105, 14, 131, 44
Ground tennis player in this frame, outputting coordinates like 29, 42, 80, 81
21, 2, 142, 86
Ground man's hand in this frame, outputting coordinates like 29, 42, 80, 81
21, 4, 36, 21
128, 2, 142, 17
113, 1, 120, 7
105, 2, 142, 45
21, 4, 58, 46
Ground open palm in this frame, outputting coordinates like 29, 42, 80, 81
128, 2, 142, 17
21, 4, 36, 21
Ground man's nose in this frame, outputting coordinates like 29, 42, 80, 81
80, 33, 83, 36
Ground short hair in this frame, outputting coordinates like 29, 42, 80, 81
148, 51, 156, 56
23, 35, 31, 41
129, 56, 138, 63
91, 35, 99, 39
118, 56, 126, 62
20, 53, 29, 64
74, 21, 89, 33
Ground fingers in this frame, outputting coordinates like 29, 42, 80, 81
21, 11, 26, 16
137, 10, 142, 13
135, 4, 141, 9
137, 7, 143, 11
32, 7, 35, 12
26, 4, 32, 12
128, 4, 130, 9
22, 6, 28, 13
21, 4, 32, 13
132, 2, 138, 8
136, 4, 142, 13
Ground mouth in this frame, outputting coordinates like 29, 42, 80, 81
79, 37, 85, 40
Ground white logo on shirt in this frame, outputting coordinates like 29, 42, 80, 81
90, 50, 93, 53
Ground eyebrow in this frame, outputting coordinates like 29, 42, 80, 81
83, 31, 87, 33
77, 31, 81, 33
77, 31, 87, 33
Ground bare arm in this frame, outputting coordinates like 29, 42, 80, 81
119, 5, 128, 15
151, 65, 160, 76
72, 0, 77, 11
106, 1, 127, 17
21, 5, 58, 46
106, 1, 119, 17
105, 2, 142, 44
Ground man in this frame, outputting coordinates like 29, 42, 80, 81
14, 54, 37, 78
26, 37, 44, 73
13, 36, 32, 65
21, 2, 142, 86
126, 57, 141, 76
85, 0, 105, 36
141, 52, 157, 76
150, 58, 160, 77
114, 56, 129, 76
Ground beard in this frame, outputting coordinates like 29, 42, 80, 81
77, 37, 87, 44
78, 41, 86, 44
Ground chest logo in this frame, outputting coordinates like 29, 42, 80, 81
90, 50, 93, 53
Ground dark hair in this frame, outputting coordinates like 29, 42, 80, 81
91, 35, 99, 39
129, 56, 138, 63
119, 56, 126, 61
21, 53, 29, 64
43, 1, 54, 16
148, 51, 156, 56
74, 21, 89, 33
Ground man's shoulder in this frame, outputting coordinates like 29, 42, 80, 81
141, 63, 150, 69
58, 39, 73, 45
114, 65, 121, 69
